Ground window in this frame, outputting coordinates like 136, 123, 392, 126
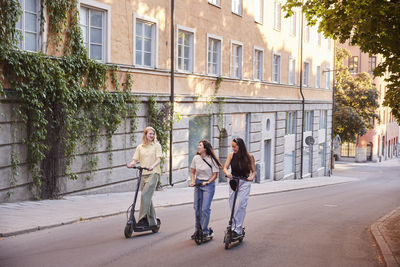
303, 17, 310, 42
255, 0, 263, 23
135, 17, 157, 67
288, 57, 296, 85
254, 48, 264, 80
319, 143, 326, 168
209, 0, 220, 5
16, 0, 40, 52
316, 66, 321, 88
285, 111, 296, 135
317, 32, 321, 47
302, 146, 312, 175
232, 114, 250, 146
177, 27, 194, 72
303, 61, 310, 86
207, 35, 222, 76
369, 56, 376, 73
231, 42, 243, 78
80, 6, 108, 61
327, 38, 331, 50
325, 66, 331, 89
232, 0, 242, 15
348, 56, 359, 73
284, 151, 295, 176
274, 2, 281, 30
289, 12, 296, 36
304, 111, 313, 132
319, 110, 327, 129
189, 116, 212, 167
272, 53, 281, 83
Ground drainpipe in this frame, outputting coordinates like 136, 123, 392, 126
330, 43, 337, 175
169, 0, 175, 186
299, 7, 305, 179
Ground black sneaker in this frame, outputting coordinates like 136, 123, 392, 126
191, 231, 197, 240
137, 218, 148, 227
232, 231, 240, 239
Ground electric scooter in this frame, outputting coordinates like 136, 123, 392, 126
223, 175, 247, 249
192, 182, 214, 245
124, 166, 161, 238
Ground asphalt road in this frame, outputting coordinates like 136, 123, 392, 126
1, 160, 399, 267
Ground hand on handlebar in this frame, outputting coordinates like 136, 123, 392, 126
127, 162, 136, 168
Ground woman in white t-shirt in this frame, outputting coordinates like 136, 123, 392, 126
190, 139, 222, 239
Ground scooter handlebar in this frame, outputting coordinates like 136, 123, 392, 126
131, 166, 150, 171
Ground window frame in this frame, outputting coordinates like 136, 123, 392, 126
176, 25, 195, 73
289, 11, 296, 36
274, 1, 281, 31
16, 0, 41, 52
232, 0, 242, 16
325, 66, 331, 89
288, 56, 296, 85
319, 110, 327, 129
208, 0, 220, 7
254, 0, 263, 24
230, 40, 243, 79
285, 111, 296, 135
133, 13, 158, 68
348, 56, 359, 73
369, 56, 376, 73
316, 65, 321, 88
206, 33, 223, 76
303, 61, 310, 87
272, 52, 281, 83
253, 46, 264, 81
79, 0, 111, 63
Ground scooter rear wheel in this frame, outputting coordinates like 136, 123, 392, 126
124, 223, 133, 238
152, 218, 161, 233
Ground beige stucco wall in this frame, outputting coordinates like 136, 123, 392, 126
92, 0, 334, 101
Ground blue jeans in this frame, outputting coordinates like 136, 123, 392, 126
194, 179, 215, 235
229, 179, 251, 235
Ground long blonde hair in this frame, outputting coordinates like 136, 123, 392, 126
142, 126, 158, 146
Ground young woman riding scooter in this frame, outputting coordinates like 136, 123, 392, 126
223, 137, 256, 245
189, 140, 222, 242
127, 126, 162, 228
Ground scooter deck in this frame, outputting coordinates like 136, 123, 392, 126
133, 223, 160, 232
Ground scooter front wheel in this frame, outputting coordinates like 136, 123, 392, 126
224, 233, 230, 249
124, 223, 133, 238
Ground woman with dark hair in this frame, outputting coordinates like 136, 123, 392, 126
190, 139, 222, 240
223, 137, 256, 238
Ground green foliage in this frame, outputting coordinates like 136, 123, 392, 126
0, 1, 138, 198
147, 96, 172, 158
283, 0, 400, 121
334, 48, 379, 142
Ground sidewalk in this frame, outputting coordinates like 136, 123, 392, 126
0, 175, 356, 237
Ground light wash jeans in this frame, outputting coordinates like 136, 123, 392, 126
229, 179, 251, 235
194, 179, 215, 235
138, 173, 159, 226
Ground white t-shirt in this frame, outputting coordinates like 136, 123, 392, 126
190, 155, 219, 180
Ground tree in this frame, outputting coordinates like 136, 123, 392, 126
283, 0, 400, 121
334, 48, 379, 142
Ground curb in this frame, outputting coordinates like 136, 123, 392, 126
370, 208, 400, 267
0, 179, 355, 238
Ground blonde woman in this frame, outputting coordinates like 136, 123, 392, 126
127, 126, 162, 227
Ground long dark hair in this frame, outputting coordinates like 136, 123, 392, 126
232, 137, 252, 175
197, 140, 222, 168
